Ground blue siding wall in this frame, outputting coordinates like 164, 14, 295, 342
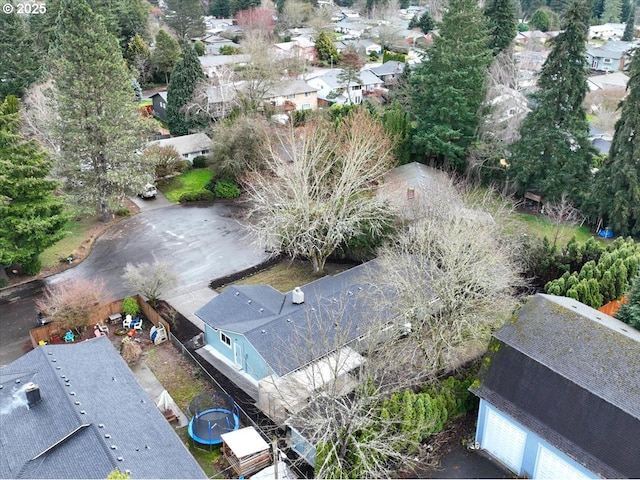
475, 399, 598, 479
204, 325, 273, 381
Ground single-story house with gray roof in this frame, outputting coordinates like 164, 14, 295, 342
367, 60, 405, 86
148, 132, 213, 162
306, 68, 383, 105
471, 294, 640, 479
195, 261, 398, 424
0, 336, 206, 479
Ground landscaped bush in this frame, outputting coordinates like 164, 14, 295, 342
178, 190, 214, 203
22, 256, 42, 276
121, 296, 140, 317
0, 277, 8, 288
115, 208, 130, 217
192, 156, 209, 168
214, 179, 241, 199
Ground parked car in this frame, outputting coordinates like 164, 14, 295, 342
36, 312, 54, 326
138, 183, 157, 199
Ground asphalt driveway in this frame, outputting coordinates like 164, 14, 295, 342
47, 203, 267, 301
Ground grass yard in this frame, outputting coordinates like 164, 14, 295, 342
175, 427, 224, 478
229, 259, 352, 293
158, 168, 214, 203
514, 212, 595, 245
39, 216, 100, 268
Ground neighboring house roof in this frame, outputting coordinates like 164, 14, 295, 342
368, 60, 405, 77
471, 294, 640, 479
265, 79, 317, 98
149, 133, 213, 156
587, 71, 629, 90
593, 137, 612, 155
196, 262, 391, 377
587, 41, 637, 60
151, 91, 167, 102
199, 54, 251, 69
0, 337, 206, 479
307, 68, 382, 90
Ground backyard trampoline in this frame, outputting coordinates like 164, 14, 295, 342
186, 391, 240, 446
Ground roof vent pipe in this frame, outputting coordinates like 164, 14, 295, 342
25, 383, 41, 407
292, 287, 304, 304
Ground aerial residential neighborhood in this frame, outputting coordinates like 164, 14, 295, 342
1, 0, 639, 478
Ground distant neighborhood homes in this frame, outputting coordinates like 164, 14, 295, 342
587, 71, 629, 90
586, 41, 638, 72
0, 336, 206, 479
306, 68, 384, 105
264, 80, 318, 111
199, 55, 251, 78
194, 262, 394, 425
149, 132, 213, 161
198, 34, 240, 55
273, 37, 316, 62
471, 294, 640, 479
368, 60, 405, 86
589, 22, 626, 39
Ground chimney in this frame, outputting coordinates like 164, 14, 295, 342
25, 383, 41, 407
292, 287, 304, 304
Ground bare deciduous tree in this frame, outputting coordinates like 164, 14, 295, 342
542, 193, 585, 248
237, 34, 282, 112
122, 259, 179, 307
242, 110, 395, 273
375, 183, 524, 384
19, 81, 58, 153
36, 279, 107, 334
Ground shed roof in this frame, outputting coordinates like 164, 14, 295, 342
0, 337, 206, 479
220, 427, 269, 458
472, 294, 640, 478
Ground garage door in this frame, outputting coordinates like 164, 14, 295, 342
482, 409, 527, 473
534, 445, 591, 479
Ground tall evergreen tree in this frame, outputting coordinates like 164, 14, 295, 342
52, 0, 154, 222
0, 98, 67, 275
616, 275, 640, 329
410, 0, 492, 172
166, 44, 207, 135
590, 50, 640, 236
315, 31, 340, 62
485, 0, 518, 53
592, 0, 606, 19
210, 0, 231, 17
622, 7, 635, 40
603, 0, 622, 21
165, 0, 206, 40
0, 7, 40, 100
151, 29, 182, 85
509, 1, 593, 203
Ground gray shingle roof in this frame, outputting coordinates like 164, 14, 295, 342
196, 262, 392, 376
149, 132, 212, 156
0, 337, 206, 479
471, 294, 640, 478
368, 61, 405, 77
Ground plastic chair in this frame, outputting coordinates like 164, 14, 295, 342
123, 314, 133, 329
64, 331, 75, 343
96, 323, 109, 334
131, 317, 143, 331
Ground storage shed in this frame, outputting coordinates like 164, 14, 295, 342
221, 427, 271, 477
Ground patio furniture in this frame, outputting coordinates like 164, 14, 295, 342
108, 313, 122, 325
123, 314, 133, 329
64, 331, 75, 343
96, 323, 109, 334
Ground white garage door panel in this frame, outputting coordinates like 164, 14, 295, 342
535, 446, 591, 479
482, 409, 527, 472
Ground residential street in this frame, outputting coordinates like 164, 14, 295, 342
0, 203, 268, 366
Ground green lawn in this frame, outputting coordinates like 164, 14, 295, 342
39, 216, 98, 268
228, 259, 351, 293
175, 427, 223, 478
513, 212, 595, 245
158, 169, 214, 203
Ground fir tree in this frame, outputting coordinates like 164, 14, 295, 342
0, 98, 67, 275
52, 0, 154, 222
315, 31, 339, 63
210, 0, 231, 17
166, 44, 207, 135
151, 29, 182, 85
592, 0, 605, 19
591, 49, 640, 236
603, 0, 622, 22
165, 0, 206, 40
616, 275, 640, 329
622, 7, 635, 40
485, 0, 518, 54
410, 0, 492, 172
0, 8, 40, 100
509, 0, 594, 203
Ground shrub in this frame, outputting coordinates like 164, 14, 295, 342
214, 179, 241, 199
121, 296, 140, 317
120, 338, 142, 364
0, 277, 8, 288
22, 256, 42, 276
115, 208, 130, 217
178, 190, 215, 203
192, 156, 209, 168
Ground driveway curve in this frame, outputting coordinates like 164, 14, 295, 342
47, 203, 268, 301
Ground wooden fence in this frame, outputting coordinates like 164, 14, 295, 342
29, 295, 170, 348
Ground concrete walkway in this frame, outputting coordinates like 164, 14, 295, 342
130, 359, 189, 428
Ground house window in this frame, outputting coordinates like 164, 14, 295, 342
304, 92, 312, 97
603, 58, 612, 63
201, 150, 209, 155
302, 104, 311, 110
220, 331, 232, 347
160, 101, 166, 108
